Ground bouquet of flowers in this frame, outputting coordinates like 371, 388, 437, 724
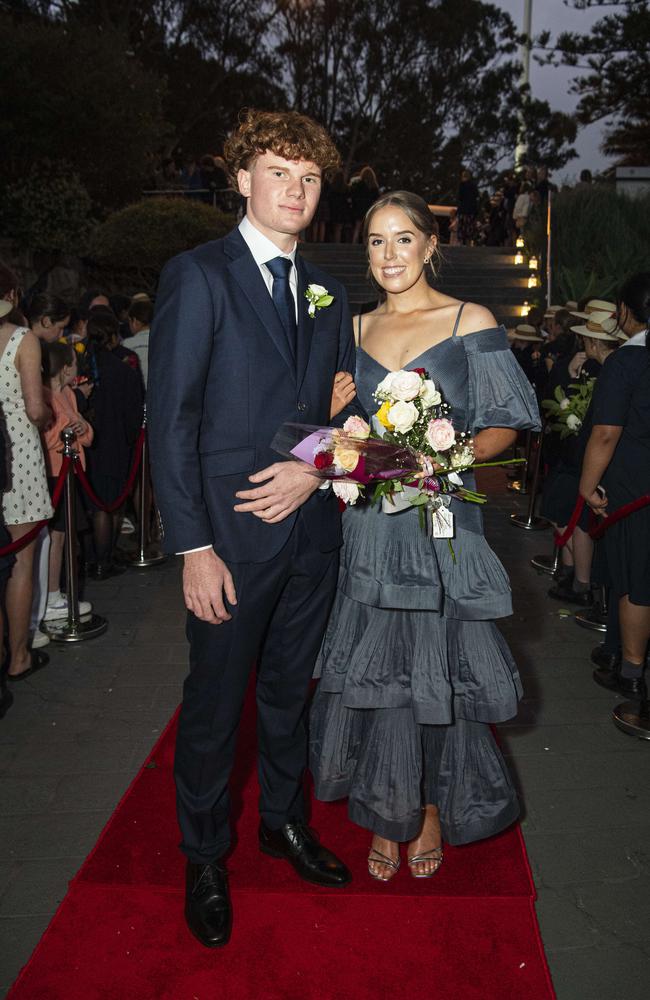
273, 367, 501, 540
541, 377, 595, 438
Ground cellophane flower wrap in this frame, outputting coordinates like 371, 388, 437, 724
272, 367, 493, 536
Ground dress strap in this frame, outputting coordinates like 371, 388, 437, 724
451, 303, 466, 338
356, 313, 363, 347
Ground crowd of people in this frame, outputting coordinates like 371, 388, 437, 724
0, 264, 148, 705
507, 278, 650, 703
450, 164, 556, 248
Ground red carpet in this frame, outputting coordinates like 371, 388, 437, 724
8, 693, 555, 999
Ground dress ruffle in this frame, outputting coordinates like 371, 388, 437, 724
311, 696, 519, 844
336, 501, 513, 619
463, 333, 541, 434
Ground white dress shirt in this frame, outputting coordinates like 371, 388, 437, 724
238, 215, 299, 321
179, 216, 301, 555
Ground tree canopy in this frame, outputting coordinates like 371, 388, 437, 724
536, 0, 650, 166
1, 0, 578, 213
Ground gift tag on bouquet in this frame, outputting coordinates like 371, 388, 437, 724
430, 505, 455, 539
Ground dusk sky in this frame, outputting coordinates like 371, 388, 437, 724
495, 0, 610, 179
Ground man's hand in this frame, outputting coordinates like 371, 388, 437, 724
330, 371, 356, 419
183, 548, 237, 624
234, 462, 320, 524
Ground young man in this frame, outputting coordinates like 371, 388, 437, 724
148, 110, 361, 947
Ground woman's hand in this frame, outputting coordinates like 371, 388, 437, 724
330, 371, 356, 419
582, 487, 608, 517
65, 419, 87, 437
569, 351, 586, 378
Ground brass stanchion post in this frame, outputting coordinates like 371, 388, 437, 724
128, 414, 165, 569
44, 429, 108, 643
507, 430, 532, 494
510, 432, 549, 530
574, 585, 607, 633
531, 541, 560, 575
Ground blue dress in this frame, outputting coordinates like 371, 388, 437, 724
310, 323, 540, 845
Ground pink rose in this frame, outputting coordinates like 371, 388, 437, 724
426, 418, 456, 452
343, 416, 371, 439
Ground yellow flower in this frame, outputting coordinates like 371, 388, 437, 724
333, 446, 360, 472
74, 342, 86, 354
375, 401, 394, 431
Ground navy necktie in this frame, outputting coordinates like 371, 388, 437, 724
266, 256, 297, 360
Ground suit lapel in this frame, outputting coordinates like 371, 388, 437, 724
225, 230, 296, 377
296, 254, 315, 391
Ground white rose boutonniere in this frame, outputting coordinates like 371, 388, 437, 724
305, 283, 334, 318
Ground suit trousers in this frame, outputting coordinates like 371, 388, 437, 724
175, 514, 339, 863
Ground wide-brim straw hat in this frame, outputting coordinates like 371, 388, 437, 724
0, 299, 13, 319
565, 300, 578, 311
544, 305, 562, 319
571, 311, 620, 342
571, 298, 616, 321
507, 323, 543, 343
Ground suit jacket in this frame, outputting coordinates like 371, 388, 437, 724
147, 226, 362, 562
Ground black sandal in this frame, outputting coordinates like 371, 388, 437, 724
7, 651, 49, 682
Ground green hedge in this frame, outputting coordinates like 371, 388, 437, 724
2, 161, 93, 255
552, 186, 650, 303
89, 197, 235, 291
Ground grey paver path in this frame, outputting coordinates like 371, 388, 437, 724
1, 476, 650, 998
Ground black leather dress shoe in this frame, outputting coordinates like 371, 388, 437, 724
259, 822, 351, 887
593, 666, 647, 701
185, 861, 232, 947
547, 581, 593, 606
591, 645, 621, 672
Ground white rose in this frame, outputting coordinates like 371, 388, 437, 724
559, 397, 570, 411
332, 481, 361, 505
389, 370, 422, 401
419, 379, 442, 408
308, 283, 328, 297
376, 372, 398, 397
387, 400, 419, 433
566, 413, 582, 431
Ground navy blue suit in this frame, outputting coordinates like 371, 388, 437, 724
148, 226, 360, 861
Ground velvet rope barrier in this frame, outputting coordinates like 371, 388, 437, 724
73, 427, 146, 513
0, 456, 71, 557
589, 493, 650, 541
555, 493, 650, 548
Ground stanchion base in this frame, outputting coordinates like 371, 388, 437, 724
127, 551, 167, 569
574, 607, 607, 633
613, 700, 650, 740
510, 513, 549, 531
43, 613, 108, 643
506, 480, 528, 495
530, 552, 559, 574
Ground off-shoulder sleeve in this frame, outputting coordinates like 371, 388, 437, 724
462, 327, 541, 434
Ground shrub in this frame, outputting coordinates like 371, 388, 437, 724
3, 160, 93, 255
552, 186, 650, 303
88, 197, 235, 292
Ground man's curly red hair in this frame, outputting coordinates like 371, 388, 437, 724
223, 109, 340, 183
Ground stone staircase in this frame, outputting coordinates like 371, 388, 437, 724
299, 243, 531, 328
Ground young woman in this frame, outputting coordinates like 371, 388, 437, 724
580, 273, 650, 699
310, 191, 540, 881
0, 300, 53, 679
41, 341, 93, 621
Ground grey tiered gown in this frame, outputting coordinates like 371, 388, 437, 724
310, 324, 541, 845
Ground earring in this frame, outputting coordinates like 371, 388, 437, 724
424, 256, 430, 264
